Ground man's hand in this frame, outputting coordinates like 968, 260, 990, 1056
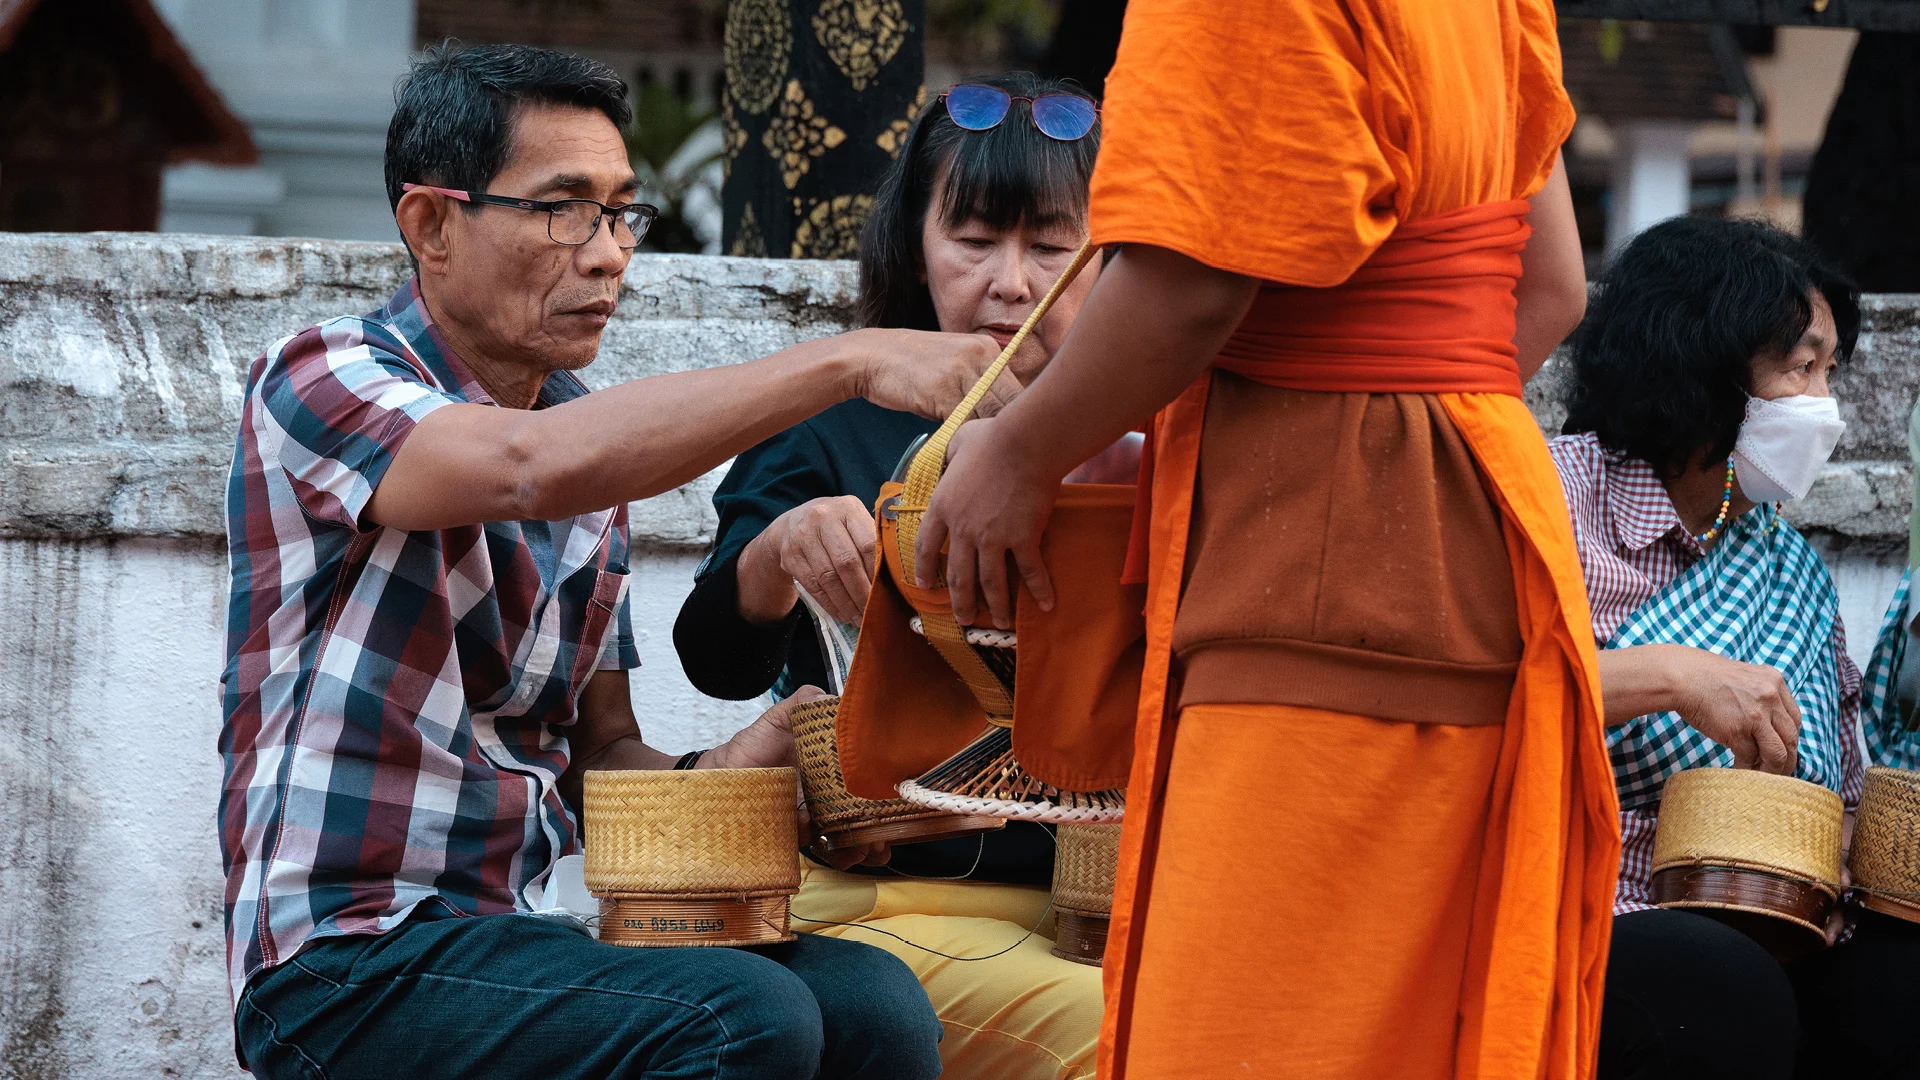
699, 692, 808, 771
702, 687, 891, 871
737, 496, 877, 626
1598, 644, 1801, 774
915, 417, 1060, 630
851, 328, 1022, 421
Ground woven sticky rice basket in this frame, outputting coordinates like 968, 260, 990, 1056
791, 694, 1003, 852
1651, 766, 1843, 955
583, 768, 801, 947
1850, 765, 1920, 924
1050, 822, 1121, 966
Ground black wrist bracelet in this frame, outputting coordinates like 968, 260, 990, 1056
674, 750, 705, 771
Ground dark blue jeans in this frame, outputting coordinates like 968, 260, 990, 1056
235, 910, 943, 1080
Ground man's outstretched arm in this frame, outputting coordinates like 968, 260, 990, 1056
365, 328, 1016, 531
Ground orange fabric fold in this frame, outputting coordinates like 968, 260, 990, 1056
1101, 379, 1619, 1078
1213, 202, 1531, 396
1123, 201, 1532, 584
837, 483, 1146, 801
1124, 703, 1508, 1079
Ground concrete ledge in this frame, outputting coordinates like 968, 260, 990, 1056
0, 234, 859, 547
2, 233, 1916, 547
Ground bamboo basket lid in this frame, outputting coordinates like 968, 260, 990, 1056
582, 768, 802, 897
1652, 767, 1844, 892
1850, 766, 1920, 923
1054, 823, 1121, 916
791, 695, 1003, 850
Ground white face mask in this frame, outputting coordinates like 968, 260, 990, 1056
1731, 394, 1846, 503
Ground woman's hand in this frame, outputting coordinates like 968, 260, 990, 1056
738, 496, 878, 626
700, 687, 891, 870
1598, 644, 1801, 774
915, 417, 1061, 630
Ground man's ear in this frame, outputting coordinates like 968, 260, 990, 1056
395, 188, 454, 276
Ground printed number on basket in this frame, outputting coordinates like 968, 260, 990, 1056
626, 916, 729, 934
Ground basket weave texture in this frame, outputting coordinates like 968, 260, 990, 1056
1851, 766, 1920, 918
1054, 823, 1121, 915
583, 768, 801, 896
1651, 767, 1843, 889
793, 696, 963, 832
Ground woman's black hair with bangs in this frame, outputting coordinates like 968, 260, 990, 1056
858, 71, 1100, 330
1563, 216, 1860, 478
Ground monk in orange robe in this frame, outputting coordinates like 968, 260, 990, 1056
913, 2, 1621, 1077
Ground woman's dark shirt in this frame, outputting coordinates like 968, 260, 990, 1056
673, 397, 1052, 884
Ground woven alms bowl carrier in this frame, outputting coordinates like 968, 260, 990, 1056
1051, 822, 1121, 965
1651, 766, 1844, 959
791, 694, 1005, 853
881, 241, 1125, 825
583, 768, 801, 947
1848, 765, 1920, 926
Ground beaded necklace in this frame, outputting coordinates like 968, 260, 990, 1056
1692, 458, 1735, 545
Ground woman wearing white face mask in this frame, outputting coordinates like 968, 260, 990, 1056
1549, 217, 1920, 1080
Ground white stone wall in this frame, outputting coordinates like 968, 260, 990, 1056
1, 234, 1915, 1079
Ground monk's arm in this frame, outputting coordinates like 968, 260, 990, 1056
918, 244, 1259, 627
365, 328, 1010, 531
1512, 153, 1586, 381
1596, 644, 1799, 774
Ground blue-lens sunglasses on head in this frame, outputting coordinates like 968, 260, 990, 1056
938, 83, 1100, 142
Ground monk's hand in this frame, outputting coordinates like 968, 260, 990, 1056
1666, 647, 1801, 775
851, 328, 1023, 421
753, 495, 877, 626
915, 418, 1059, 630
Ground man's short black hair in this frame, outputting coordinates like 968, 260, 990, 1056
1562, 216, 1860, 477
384, 41, 632, 213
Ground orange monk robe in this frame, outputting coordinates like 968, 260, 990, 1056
1088, 3, 1620, 1079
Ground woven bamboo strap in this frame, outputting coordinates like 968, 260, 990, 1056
891, 240, 1097, 726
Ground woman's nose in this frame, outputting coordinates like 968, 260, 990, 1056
986, 245, 1033, 304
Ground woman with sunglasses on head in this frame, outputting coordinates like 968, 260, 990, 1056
673, 71, 1114, 1080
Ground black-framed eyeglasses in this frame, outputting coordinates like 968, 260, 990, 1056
402, 183, 659, 248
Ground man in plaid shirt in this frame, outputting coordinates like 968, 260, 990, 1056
221, 42, 1015, 1080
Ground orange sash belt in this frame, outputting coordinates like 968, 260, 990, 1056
1122, 199, 1532, 583
1102, 200, 1620, 1080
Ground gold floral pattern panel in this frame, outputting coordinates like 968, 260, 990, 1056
812, 0, 908, 92
761, 79, 847, 189
790, 194, 875, 258
723, 0, 924, 260
876, 84, 925, 158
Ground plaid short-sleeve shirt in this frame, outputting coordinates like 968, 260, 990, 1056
219, 280, 639, 1013
1549, 433, 1862, 914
